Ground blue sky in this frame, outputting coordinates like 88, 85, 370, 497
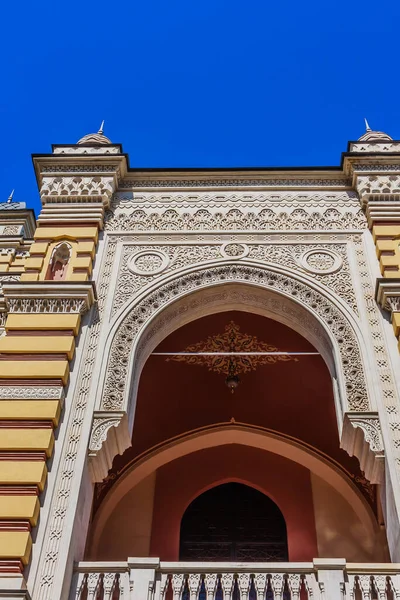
1, 0, 399, 216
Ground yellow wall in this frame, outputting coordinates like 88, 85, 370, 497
372, 224, 400, 349
0, 220, 100, 570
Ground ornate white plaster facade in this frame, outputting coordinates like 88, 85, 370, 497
3, 125, 400, 599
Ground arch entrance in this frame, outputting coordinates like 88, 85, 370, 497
89, 267, 384, 489
86, 309, 388, 564
179, 483, 288, 562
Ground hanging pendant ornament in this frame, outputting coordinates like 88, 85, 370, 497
225, 328, 240, 393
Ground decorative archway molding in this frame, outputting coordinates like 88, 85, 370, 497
88, 423, 380, 555
88, 260, 384, 483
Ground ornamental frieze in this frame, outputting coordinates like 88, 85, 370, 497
110, 190, 359, 210
105, 207, 366, 232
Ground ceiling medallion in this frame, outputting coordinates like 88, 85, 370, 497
166, 321, 298, 392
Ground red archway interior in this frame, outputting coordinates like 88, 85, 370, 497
89, 310, 382, 564
124, 310, 365, 475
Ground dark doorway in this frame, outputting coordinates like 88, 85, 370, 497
179, 482, 289, 562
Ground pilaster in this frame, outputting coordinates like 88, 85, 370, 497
345, 147, 400, 348
0, 142, 127, 576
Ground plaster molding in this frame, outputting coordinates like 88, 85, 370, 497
0, 386, 64, 402
113, 191, 359, 206
2, 282, 95, 314
41, 165, 119, 174
52, 146, 121, 155
341, 412, 385, 484
349, 141, 400, 154
119, 177, 352, 189
365, 201, 400, 226
88, 412, 130, 481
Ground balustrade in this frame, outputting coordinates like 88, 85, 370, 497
69, 560, 400, 600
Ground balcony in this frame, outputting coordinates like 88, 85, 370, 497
70, 559, 400, 599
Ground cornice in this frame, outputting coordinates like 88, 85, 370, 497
32, 154, 129, 194
0, 209, 36, 239
119, 169, 351, 190
2, 281, 96, 314
375, 278, 400, 313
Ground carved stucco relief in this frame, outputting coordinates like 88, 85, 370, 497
105, 206, 366, 232
111, 242, 356, 317
40, 176, 116, 200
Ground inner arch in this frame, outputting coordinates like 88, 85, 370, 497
179, 482, 289, 562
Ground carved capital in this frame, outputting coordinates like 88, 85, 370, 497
341, 412, 384, 484
351, 172, 400, 226
88, 411, 131, 482
375, 279, 400, 315
40, 175, 116, 205
32, 154, 128, 227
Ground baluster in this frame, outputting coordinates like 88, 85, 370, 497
118, 571, 130, 600
221, 574, 235, 600
188, 574, 201, 600
288, 574, 301, 600
205, 574, 218, 600
345, 575, 357, 600
270, 574, 285, 600
253, 574, 267, 600
238, 574, 251, 600
87, 572, 102, 600
304, 574, 316, 599
71, 572, 86, 600
358, 576, 372, 600
158, 574, 170, 600
388, 574, 400, 599
372, 576, 387, 600
103, 573, 117, 600
172, 574, 185, 600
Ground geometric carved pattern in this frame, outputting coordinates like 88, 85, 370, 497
111, 243, 356, 316
102, 264, 369, 413
104, 207, 366, 233
353, 238, 400, 470
40, 176, 115, 201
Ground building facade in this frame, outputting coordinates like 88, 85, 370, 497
0, 125, 399, 599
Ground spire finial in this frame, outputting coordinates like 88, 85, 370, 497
6, 190, 14, 204
98, 120, 105, 135
364, 118, 372, 132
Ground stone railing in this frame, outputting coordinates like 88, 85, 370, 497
69, 558, 400, 599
